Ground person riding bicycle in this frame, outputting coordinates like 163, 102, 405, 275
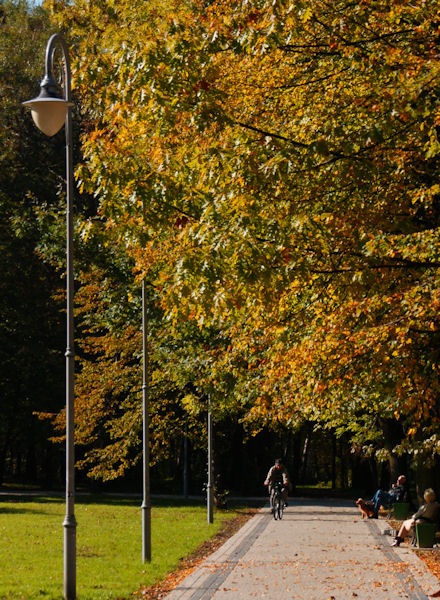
264, 458, 289, 509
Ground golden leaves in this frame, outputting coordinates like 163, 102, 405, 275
48, 0, 440, 466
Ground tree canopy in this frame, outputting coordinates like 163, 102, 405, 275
41, 0, 440, 482
0, 0, 71, 484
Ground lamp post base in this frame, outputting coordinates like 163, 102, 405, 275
63, 514, 77, 600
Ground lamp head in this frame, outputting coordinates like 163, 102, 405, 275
23, 73, 72, 137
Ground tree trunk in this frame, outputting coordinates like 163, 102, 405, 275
380, 418, 408, 485
414, 457, 440, 506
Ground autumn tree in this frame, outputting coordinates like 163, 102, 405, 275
0, 0, 72, 485
47, 0, 440, 488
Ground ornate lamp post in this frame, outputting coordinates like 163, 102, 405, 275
23, 34, 76, 600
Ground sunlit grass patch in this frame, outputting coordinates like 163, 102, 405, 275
0, 495, 237, 599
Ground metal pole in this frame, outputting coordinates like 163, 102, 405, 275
23, 33, 76, 599
207, 399, 213, 524
141, 278, 151, 562
183, 422, 189, 499
58, 35, 77, 600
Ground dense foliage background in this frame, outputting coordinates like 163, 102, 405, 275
2, 0, 440, 499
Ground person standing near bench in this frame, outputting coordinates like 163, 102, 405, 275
392, 488, 440, 547
370, 475, 408, 519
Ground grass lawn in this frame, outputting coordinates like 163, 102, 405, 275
0, 494, 242, 599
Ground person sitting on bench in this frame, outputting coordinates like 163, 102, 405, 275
392, 488, 440, 547
370, 475, 408, 519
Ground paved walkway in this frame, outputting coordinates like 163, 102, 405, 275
165, 498, 440, 599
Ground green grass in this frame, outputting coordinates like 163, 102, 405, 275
0, 495, 239, 599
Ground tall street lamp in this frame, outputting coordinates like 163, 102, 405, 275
207, 396, 213, 524
140, 198, 151, 563
141, 277, 151, 562
23, 33, 76, 600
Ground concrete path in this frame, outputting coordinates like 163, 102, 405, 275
165, 498, 440, 599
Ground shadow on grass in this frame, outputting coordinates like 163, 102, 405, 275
0, 494, 64, 513
0, 492, 264, 513
0, 504, 60, 515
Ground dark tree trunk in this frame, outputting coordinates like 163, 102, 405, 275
380, 418, 408, 485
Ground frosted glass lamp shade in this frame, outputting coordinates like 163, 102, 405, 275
23, 96, 70, 137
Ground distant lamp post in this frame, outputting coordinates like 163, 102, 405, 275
23, 33, 76, 600
207, 397, 213, 524
140, 197, 151, 563
141, 277, 151, 562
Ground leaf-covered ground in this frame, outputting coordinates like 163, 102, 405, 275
416, 551, 440, 587
136, 508, 258, 599
139, 510, 440, 598
387, 517, 440, 595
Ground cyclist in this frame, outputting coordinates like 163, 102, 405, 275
264, 458, 289, 510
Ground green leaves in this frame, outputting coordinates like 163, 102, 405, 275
45, 0, 440, 476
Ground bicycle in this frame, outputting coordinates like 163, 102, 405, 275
270, 482, 285, 520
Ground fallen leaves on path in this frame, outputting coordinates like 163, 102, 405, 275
137, 510, 440, 598
388, 518, 440, 596
136, 508, 257, 599
417, 550, 440, 581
